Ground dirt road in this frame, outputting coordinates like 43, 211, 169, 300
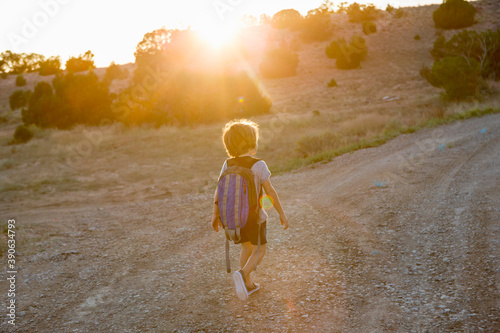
1, 114, 499, 332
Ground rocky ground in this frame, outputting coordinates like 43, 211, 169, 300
1, 113, 498, 332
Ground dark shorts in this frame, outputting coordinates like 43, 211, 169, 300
235, 221, 267, 245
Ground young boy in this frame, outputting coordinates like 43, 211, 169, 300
211, 119, 289, 300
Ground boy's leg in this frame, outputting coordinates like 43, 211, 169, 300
241, 244, 266, 288
240, 242, 253, 269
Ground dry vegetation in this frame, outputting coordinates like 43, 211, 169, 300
1, 2, 499, 206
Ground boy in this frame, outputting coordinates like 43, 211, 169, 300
211, 119, 289, 300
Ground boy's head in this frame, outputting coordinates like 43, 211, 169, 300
222, 119, 259, 157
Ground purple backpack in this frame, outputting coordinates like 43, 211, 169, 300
217, 157, 261, 272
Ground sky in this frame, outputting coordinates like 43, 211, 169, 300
0, 0, 441, 67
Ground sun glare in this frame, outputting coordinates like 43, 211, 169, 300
194, 22, 240, 50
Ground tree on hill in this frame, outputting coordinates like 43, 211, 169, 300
433, 0, 476, 30
9, 90, 31, 110
23, 71, 113, 129
39, 56, 62, 76
300, 7, 333, 43
133, 28, 199, 84
326, 36, 367, 70
430, 29, 500, 80
346, 3, 378, 22
65, 50, 95, 73
104, 62, 128, 83
271, 9, 303, 30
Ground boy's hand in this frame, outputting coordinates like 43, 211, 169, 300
280, 214, 289, 230
211, 216, 222, 232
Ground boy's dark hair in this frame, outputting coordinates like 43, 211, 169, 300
222, 119, 259, 157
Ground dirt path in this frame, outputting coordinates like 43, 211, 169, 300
1, 114, 499, 332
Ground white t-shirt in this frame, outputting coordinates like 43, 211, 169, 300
219, 159, 271, 223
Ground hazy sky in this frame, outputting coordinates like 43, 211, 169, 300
0, 0, 440, 67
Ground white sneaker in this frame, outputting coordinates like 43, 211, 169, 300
247, 283, 260, 296
232, 270, 248, 300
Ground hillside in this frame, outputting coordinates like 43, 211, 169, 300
0, 1, 499, 332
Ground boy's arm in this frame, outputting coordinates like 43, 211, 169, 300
211, 188, 222, 232
262, 179, 289, 230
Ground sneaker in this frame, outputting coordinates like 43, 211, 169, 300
246, 283, 260, 296
232, 270, 248, 300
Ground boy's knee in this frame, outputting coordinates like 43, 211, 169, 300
241, 242, 252, 250
253, 243, 266, 254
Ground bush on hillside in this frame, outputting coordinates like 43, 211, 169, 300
326, 36, 367, 70
421, 56, 483, 100
326, 40, 340, 59
12, 125, 33, 144
15, 74, 26, 87
0, 51, 44, 74
9, 90, 31, 110
23, 71, 113, 129
259, 48, 299, 78
271, 9, 302, 30
65, 50, 95, 73
115, 71, 271, 126
394, 8, 405, 19
347, 3, 377, 22
300, 10, 333, 43
433, 0, 476, 29
363, 21, 377, 35
38, 56, 61, 76
430, 29, 500, 80
327, 78, 337, 87
386, 4, 395, 13
104, 62, 129, 83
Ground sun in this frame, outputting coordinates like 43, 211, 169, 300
193, 22, 240, 50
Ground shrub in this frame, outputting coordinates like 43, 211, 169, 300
271, 9, 302, 30
22, 81, 61, 128
38, 57, 61, 76
430, 29, 500, 80
300, 11, 333, 43
9, 90, 31, 110
347, 3, 377, 22
65, 50, 95, 73
52, 71, 114, 127
12, 125, 33, 144
422, 56, 483, 100
386, 4, 395, 13
115, 71, 271, 126
363, 21, 377, 35
326, 40, 342, 59
104, 62, 128, 83
327, 78, 337, 87
433, 0, 476, 30
259, 48, 299, 78
394, 8, 405, 19
1, 72, 7, 79
414, 34, 421, 40
15, 74, 26, 87
23, 71, 113, 128
327, 36, 367, 70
